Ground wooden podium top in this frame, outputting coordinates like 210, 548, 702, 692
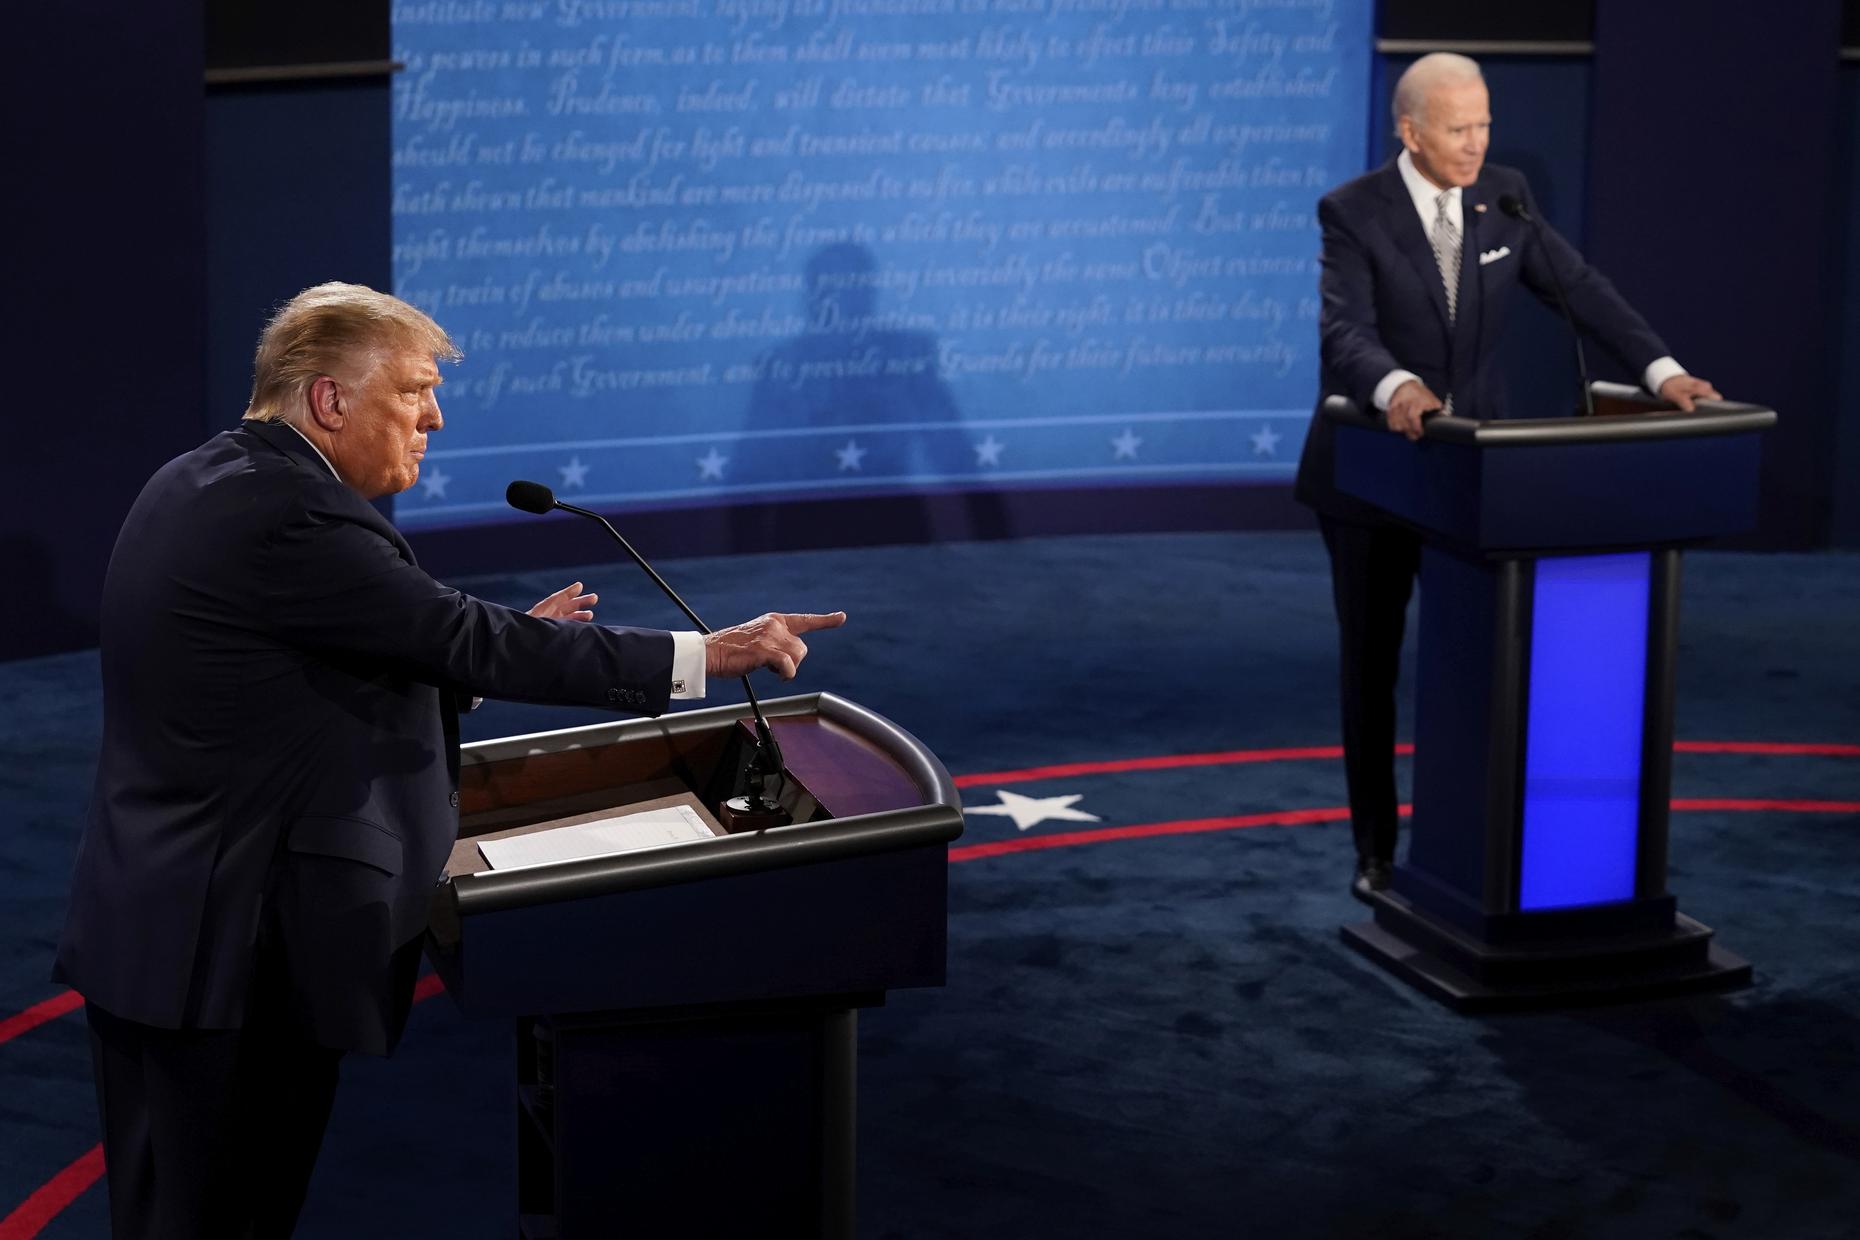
743, 715, 925, 821
426, 693, 962, 1015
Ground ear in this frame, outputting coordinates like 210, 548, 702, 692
307, 376, 345, 433
1395, 115, 1418, 153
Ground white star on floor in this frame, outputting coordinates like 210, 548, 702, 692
696, 447, 728, 480
974, 435, 1005, 467
1111, 429, 1142, 460
835, 439, 867, 471
558, 456, 590, 488
1251, 425, 1283, 457
420, 467, 451, 499
965, 790, 1101, 832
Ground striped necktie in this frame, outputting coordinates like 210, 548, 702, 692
1432, 189, 1460, 414
1432, 190, 1461, 321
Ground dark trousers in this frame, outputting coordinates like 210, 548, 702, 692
85, 1002, 343, 1240
1319, 516, 1423, 865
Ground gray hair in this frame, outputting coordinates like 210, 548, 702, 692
1392, 52, 1485, 134
243, 282, 460, 425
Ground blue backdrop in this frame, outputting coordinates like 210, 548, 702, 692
389, 0, 1373, 529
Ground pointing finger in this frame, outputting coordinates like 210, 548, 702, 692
780, 611, 847, 634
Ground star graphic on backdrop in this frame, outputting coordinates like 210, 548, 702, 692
558, 456, 590, 488
420, 467, 451, 500
965, 790, 1101, 832
1251, 425, 1283, 457
696, 448, 728, 481
1111, 429, 1143, 460
835, 440, 867, 471
973, 435, 1006, 467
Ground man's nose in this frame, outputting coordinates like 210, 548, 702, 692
423, 393, 444, 432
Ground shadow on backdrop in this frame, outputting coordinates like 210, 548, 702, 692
732, 243, 1007, 550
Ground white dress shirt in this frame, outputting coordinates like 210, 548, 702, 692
1371, 149, 1686, 411
281, 420, 705, 699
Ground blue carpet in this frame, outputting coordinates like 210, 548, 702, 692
2, 532, 1856, 1238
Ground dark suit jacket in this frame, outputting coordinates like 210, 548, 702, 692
1294, 159, 1670, 523
56, 421, 674, 1054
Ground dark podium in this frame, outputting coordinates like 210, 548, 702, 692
424, 691, 963, 1238
1325, 383, 1776, 1010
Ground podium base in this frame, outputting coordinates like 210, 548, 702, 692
1342, 887, 1752, 1012
517, 997, 864, 1238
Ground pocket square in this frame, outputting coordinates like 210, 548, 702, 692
1479, 245, 1512, 266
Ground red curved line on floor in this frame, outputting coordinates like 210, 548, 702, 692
0, 1145, 104, 1240
950, 799, 1860, 863
953, 744, 1367, 787
954, 740, 1859, 787
0, 992, 83, 1050
950, 806, 1364, 861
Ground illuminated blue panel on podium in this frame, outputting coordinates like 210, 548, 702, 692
1518, 553, 1649, 910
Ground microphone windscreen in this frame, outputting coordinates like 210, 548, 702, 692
506, 480, 557, 514
1496, 194, 1526, 219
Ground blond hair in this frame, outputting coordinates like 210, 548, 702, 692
243, 282, 461, 423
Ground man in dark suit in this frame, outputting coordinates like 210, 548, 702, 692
1292, 53, 1719, 901
54, 282, 844, 1238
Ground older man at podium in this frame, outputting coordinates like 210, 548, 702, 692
55, 282, 845, 1240
1292, 53, 1718, 902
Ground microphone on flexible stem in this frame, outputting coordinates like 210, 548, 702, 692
505, 479, 789, 830
1497, 193, 1595, 418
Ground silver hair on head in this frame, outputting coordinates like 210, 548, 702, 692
1392, 52, 1485, 134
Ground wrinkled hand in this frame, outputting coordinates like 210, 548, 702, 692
528, 581, 598, 623
1659, 374, 1721, 413
705, 611, 847, 680
1386, 379, 1443, 441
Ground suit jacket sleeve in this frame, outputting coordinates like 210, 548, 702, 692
1514, 177, 1670, 376
1317, 192, 1407, 408
251, 486, 674, 714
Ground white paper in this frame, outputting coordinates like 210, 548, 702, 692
477, 804, 716, 871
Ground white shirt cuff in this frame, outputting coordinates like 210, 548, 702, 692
669, 630, 706, 700
1643, 356, 1685, 396
1373, 369, 1421, 412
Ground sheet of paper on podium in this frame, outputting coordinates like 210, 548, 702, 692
477, 803, 716, 871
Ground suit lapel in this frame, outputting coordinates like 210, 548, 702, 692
1379, 163, 1453, 331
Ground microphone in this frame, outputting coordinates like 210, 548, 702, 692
1498, 193, 1595, 418
504, 480, 789, 828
